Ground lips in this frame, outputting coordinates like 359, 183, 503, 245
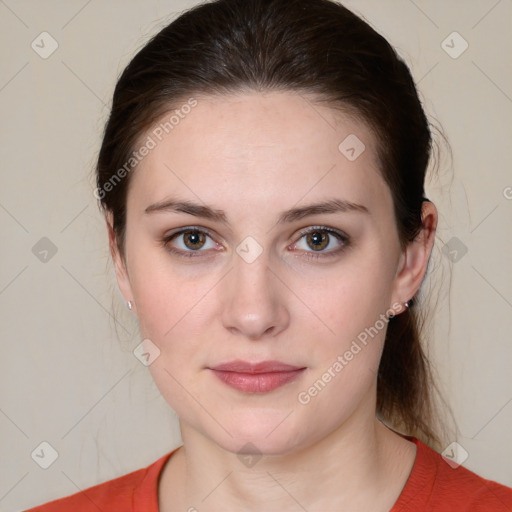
209, 360, 306, 393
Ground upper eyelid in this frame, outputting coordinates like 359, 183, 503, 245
296, 225, 348, 238
165, 226, 218, 242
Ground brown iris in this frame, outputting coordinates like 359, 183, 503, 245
306, 231, 328, 251
183, 230, 206, 250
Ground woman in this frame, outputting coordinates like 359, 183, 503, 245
26, 0, 512, 510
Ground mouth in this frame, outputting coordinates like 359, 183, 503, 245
208, 360, 307, 393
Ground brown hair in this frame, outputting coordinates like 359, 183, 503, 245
96, 0, 450, 450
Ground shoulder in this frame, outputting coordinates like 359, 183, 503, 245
392, 437, 512, 511
431, 446, 512, 511
23, 450, 176, 512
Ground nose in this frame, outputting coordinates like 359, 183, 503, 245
221, 251, 290, 341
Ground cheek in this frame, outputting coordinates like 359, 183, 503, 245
128, 253, 219, 399
296, 260, 395, 345
294, 280, 390, 434
128, 250, 206, 338
291, 261, 394, 411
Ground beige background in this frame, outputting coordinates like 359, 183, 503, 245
0, 0, 511, 510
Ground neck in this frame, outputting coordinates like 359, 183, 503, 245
160, 412, 416, 511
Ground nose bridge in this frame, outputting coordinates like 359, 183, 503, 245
221, 244, 289, 339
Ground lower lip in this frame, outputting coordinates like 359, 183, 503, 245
210, 369, 306, 393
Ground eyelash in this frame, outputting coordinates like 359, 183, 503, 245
161, 226, 350, 261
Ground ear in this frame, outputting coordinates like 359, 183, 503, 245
105, 212, 135, 311
391, 201, 437, 311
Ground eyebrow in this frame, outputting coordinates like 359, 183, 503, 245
144, 197, 369, 224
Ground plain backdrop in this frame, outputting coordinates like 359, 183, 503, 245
1, 1, 511, 510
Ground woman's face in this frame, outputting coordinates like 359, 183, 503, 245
112, 91, 422, 455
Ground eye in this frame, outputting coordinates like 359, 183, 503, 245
291, 226, 349, 259
162, 225, 349, 261
162, 227, 221, 258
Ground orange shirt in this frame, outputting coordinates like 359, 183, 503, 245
24, 437, 512, 511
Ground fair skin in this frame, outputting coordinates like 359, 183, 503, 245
108, 91, 437, 511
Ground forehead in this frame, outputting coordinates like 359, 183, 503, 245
128, 91, 388, 215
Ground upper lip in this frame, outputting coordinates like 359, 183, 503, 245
209, 360, 305, 373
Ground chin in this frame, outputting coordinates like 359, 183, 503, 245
218, 434, 302, 458
207, 412, 310, 457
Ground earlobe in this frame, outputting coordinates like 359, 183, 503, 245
105, 212, 134, 310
